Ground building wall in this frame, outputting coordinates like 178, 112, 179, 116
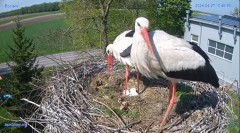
184, 21, 240, 89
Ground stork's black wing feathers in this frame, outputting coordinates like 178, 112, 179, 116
120, 45, 132, 57
125, 30, 135, 37
164, 63, 219, 88
188, 41, 210, 62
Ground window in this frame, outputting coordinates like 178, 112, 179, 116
208, 40, 234, 61
191, 34, 199, 45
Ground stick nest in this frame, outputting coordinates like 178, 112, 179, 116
21, 50, 237, 133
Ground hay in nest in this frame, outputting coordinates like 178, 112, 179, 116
21, 50, 236, 133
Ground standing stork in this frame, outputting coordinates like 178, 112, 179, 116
130, 17, 219, 128
106, 30, 139, 96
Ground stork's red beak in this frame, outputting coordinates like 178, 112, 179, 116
141, 27, 155, 58
107, 54, 113, 73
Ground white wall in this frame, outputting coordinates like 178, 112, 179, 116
184, 21, 240, 88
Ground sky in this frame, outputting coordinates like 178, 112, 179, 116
0, 0, 61, 13
0, 0, 239, 15
191, 0, 239, 15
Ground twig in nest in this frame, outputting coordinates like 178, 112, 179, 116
21, 98, 40, 107
117, 120, 141, 131
93, 99, 126, 127
20, 117, 41, 133
97, 124, 141, 133
143, 121, 154, 133
96, 124, 118, 131
162, 116, 182, 130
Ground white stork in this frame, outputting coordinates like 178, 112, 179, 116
130, 17, 219, 128
106, 30, 139, 96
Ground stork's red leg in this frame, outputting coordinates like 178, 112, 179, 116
136, 69, 139, 93
107, 54, 113, 76
168, 81, 173, 102
123, 65, 129, 96
160, 81, 177, 129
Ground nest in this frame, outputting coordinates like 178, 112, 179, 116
21, 50, 236, 133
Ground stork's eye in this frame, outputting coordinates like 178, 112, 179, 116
137, 22, 141, 27
107, 50, 110, 54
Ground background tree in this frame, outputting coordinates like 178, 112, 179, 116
231, 8, 240, 18
60, 0, 111, 52
6, 19, 43, 116
60, 0, 143, 52
145, 0, 190, 37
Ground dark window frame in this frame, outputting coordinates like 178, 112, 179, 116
208, 39, 233, 61
191, 34, 199, 45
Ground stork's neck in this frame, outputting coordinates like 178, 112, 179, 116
131, 31, 153, 75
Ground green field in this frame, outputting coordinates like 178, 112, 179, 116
0, 11, 61, 25
0, 18, 74, 63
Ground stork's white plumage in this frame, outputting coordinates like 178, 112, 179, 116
131, 17, 219, 128
106, 30, 134, 66
106, 30, 139, 96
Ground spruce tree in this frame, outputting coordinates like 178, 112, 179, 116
7, 19, 43, 115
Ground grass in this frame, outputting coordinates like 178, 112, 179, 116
0, 11, 61, 25
227, 92, 240, 133
0, 107, 19, 123
176, 83, 193, 98
0, 107, 32, 132
0, 107, 27, 133
0, 18, 74, 63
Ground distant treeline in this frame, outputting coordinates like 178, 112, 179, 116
0, 2, 60, 18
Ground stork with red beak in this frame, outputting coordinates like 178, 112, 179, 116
106, 30, 139, 96
130, 17, 219, 128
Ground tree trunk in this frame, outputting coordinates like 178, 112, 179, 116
99, 0, 113, 54
102, 18, 108, 53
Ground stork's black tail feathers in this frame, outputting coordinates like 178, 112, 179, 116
204, 62, 220, 88
165, 61, 220, 88
189, 41, 220, 88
